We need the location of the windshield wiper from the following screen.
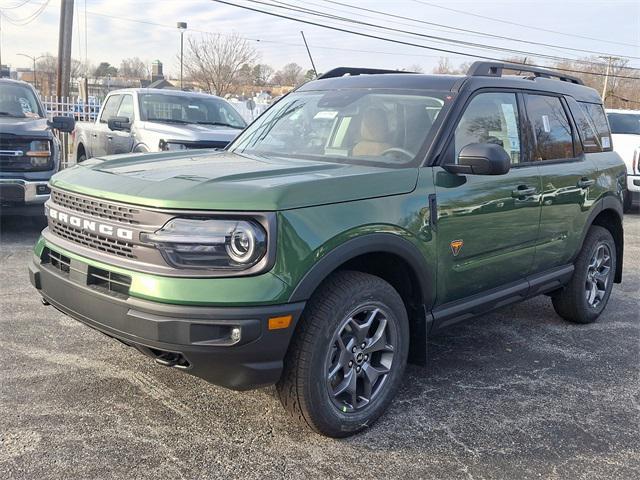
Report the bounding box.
[0,111,24,117]
[146,117,190,124]
[195,121,244,129]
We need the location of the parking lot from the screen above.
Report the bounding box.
[0,213,638,479]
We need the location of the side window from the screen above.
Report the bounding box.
[453,92,521,164]
[99,95,121,123]
[525,94,574,161]
[116,95,134,121]
[579,102,612,151]
[568,99,600,153]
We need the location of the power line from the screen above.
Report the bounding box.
[0,0,32,9]
[1,0,49,26]
[210,0,640,81]
[317,0,637,60]
[249,0,640,69]
[410,0,639,49]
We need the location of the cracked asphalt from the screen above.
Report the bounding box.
[1,213,638,480]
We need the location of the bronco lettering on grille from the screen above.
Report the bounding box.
[48,207,134,241]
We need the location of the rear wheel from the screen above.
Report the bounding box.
[552,226,616,324]
[277,271,409,437]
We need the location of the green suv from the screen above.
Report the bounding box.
[29,62,626,437]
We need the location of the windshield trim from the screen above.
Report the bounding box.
[227,88,453,169]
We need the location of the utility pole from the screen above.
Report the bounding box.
[56,0,74,99]
[599,56,620,106]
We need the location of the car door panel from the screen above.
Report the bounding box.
[107,94,135,155]
[433,90,542,306]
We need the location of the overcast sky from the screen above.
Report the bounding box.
[1,0,639,77]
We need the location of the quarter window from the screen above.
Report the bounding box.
[525,95,574,161]
[99,95,121,123]
[453,92,522,164]
[580,102,613,151]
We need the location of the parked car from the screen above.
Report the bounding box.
[0,78,74,215]
[606,109,640,211]
[73,88,247,161]
[30,63,625,437]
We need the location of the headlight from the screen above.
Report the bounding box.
[141,218,267,270]
[26,140,52,167]
[159,140,188,151]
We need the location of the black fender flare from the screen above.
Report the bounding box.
[573,195,624,282]
[288,233,433,306]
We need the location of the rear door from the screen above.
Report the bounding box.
[106,93,135,155]
[92,94,121,157]
[433,90,542,305]
[524,93,599,273]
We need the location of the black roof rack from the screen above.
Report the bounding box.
[466,61,584,85]
[317,67,417,80]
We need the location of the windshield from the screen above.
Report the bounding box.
[0,83,43,118]
[229,89,449,166]
[608,112,640,135]
[139,93,246,128]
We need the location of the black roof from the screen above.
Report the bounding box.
[299,62,602,103]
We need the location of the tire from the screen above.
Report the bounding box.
[552,226,616,324]
[277,270,409,437]
[77,151,87,163]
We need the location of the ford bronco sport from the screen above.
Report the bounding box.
[29,62,626,437]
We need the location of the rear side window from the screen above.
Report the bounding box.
[568,99,600,153]
[525,94,574,161]
[579,102,612,151]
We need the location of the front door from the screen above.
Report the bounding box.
[106,93,135,155]
[92,94,121,157]
[433,91,542,305]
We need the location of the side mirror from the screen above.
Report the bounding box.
[48,115,75,133]
[443,143,511,175]
[107,116,131,131]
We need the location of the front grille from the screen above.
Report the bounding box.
[51,218,135,259]
[87,266,131,297]
[51,189,141,225]
[0,135,53,171]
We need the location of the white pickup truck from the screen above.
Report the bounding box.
[607,109,640,212]
[73,88,247,162]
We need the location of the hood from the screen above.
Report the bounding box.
[0,116,51,137]
[141,121,242,143]
[50,150,418,211]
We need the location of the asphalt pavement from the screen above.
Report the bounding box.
[1,213,638,479]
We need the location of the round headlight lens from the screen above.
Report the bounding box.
[227,226,256,263]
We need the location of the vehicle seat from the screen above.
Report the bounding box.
[353,107,392,157]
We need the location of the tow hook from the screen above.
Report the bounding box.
[155,352,182,368]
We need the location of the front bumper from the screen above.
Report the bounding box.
[627,175,640,206]
[29,250,305,391]
[0,179,51,213]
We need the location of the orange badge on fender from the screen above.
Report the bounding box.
[450,239,464,256]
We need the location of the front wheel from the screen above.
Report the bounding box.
[277,271,409,437]
[552,226,617,324]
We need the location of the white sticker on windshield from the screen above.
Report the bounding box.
[314,110,338,120]
[601,136,611,148]
[542,115,551,133]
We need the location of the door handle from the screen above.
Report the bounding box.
[511,185,537,197]
[577,178,595,188]
[107,135,113,140]
[90,133,97,138]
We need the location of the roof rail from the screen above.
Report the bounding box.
[466,61,584,85]
[317,67,417,80]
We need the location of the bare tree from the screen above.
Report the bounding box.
[252,63,274,86]
[183,32,258,96]
[120,57,149,79]
[273,62,304,86]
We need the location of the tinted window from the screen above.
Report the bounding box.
[608,112,640,135]
[579,102,612,151]
[0,82,44,118]
[453,92,521,164]
[525,95,574,161]
[570,100,600,153]
[100,95,121,123]
[116,94,134,120]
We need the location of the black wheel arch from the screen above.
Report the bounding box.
[573,195,624,283]
[287,233,434,365]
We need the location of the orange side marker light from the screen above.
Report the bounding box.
[268,315,292,330]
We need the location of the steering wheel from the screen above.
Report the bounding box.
[381,147,415,161]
